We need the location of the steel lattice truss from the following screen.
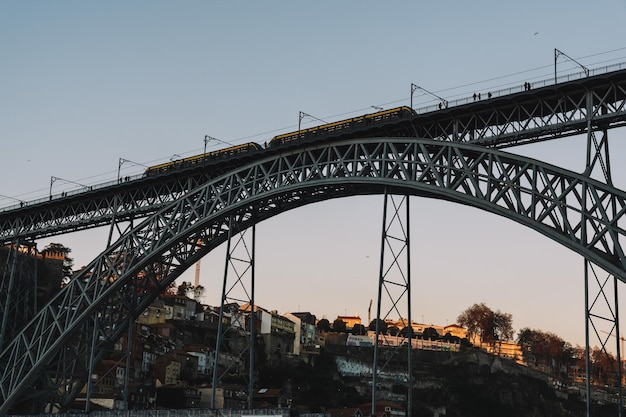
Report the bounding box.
[412,71,626,147]
[2,70,626,244]
[1,137,626,413]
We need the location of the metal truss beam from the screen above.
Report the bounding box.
[413,72,626,148]
[2,70,626,244]
[2,137,626,413]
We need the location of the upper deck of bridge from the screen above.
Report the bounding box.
[2,61,626,218]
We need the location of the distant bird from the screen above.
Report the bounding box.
[371,106,383,111]
[533,32,539,36]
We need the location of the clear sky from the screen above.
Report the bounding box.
[2,1,626,350]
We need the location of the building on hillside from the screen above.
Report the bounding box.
[336,315,361,330]
[80,359,127,410]
[160,294,198,320]
[156,384,201,409]
[240,304,296,365]
[284,312,320,361]
[149,322,179,341]
[0,244,65,342]
[184,344,211,376]
[482,340,524,363]
[267,310,296,363]
[326,406,363,417]
[173,350,199,382]
[127,381,157,410]
[154,354,181,386]
[384,318,462,338]
[358,400,405,417]
[197,385,247,410]
[198,305,223,329]
[252,388,287,409]
[443,323,467,339]
[137,299,166,325]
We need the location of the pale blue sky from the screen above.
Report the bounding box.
[2,1,626,349]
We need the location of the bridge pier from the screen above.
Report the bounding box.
[372,191,413,416]
[211,218,256,409]
[583,98,623,417]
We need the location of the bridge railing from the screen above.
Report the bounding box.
[413,61,626,115]
[0,173,145,213]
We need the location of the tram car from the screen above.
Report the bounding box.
[269,106,416,147]
[144,142,262,176]
[144,106,416,175]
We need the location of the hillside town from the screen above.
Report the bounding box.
[1,244,623,417]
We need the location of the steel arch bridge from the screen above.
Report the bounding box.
[1,136,626,413]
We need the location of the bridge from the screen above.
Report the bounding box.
[1,62,626,415]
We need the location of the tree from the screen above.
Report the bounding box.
[332,318,347,333]
[162,281,178,295]
[591,347,618,385]
[492,310,514,353]
[317,318,330,332]
[352,324,366,335]
[457,302,493,344]
[422,327,440,340]
[400,326,414,338]
[177,281,194,297]
[517,327,577,376]
[457,303,514,352]
[368,318,388,334]
[43,243,74,284]
[192,285,205,301]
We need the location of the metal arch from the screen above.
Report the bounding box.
[2,137,626,412]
